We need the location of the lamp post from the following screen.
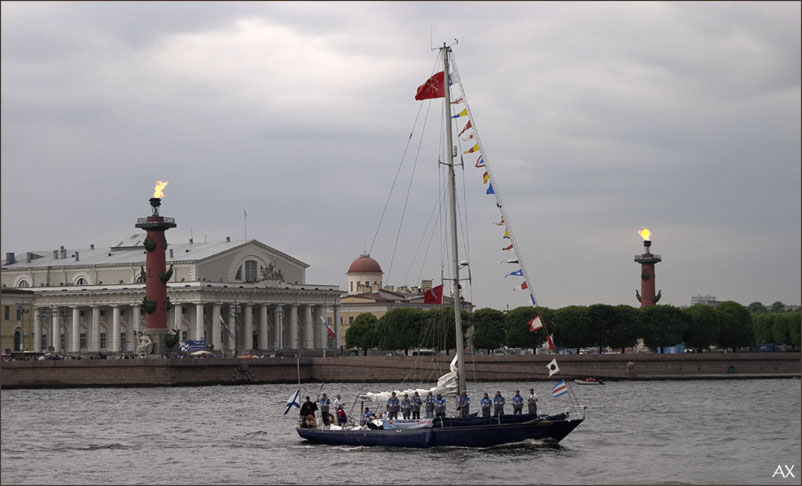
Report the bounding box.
[228,302,241,358]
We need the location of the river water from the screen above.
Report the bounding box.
[1,379,800,485]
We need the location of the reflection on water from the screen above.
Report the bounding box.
[2,379,800,484]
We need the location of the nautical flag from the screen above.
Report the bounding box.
[503,229,510,239]
[551,381,568,397]
[464,144,480,154]
[219,315,235,340]
[546,359,560,376]
[502,244,514,251]
[424,284,444,304]
[451,96,464,105]
[514,281,528,291]
[545,334,555,351]
[452,108,468,118]
[462,132,477,143]
[494,217,505,226]
[320,317,335,339]
[506,269,523,278]
[530,294,538,307]
[284,389,301,415]
[475,156,485,168]
[458,120,473,137]
[503,258,519,264]
[528,315,543,333]
[482,171,489,184]
[415,71,445,100]
[486,184,495,195]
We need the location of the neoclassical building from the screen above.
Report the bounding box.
[1,236,341,356]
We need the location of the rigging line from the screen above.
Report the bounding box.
[369,54,442,256]
[385,99,432,285]
[368,101,425,256]
[403,193,440,284]
[415,199,441,285]
[449,52,541,308]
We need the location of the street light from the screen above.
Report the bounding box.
[229,302,241,357]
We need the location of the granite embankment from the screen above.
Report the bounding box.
[0,352,798,389]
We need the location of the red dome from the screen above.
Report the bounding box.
[348,255,382,274]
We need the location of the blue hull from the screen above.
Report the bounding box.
[295,413,582,448]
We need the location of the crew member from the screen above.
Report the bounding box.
[411,392,423,420]
[434,393,447,418]
[480,392,492,418]
[512,390,524,415]
[458,391,470,418]
[386,391,400,420]
[401,393,412,420]
[493,391,505,418]
[318,393,332,426]
[528,387,539,416]
[424,391,435,419]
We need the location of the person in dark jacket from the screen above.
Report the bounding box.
[299,396,318,427]
[480,392,492,418]
[493,391,505,418]
[411,392,423,419]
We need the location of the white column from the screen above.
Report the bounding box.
[195,303,204,341]
[33,309,42,352]
[212,303,222,353]
[273,305,284,349]
[243,304,253,351]
[71,307,80,353]
[91,307,100,352]
[304,305,313,349]
[174,303,183,335]
[227,306,237,355]
[132,304,141,334]
[112,305,121,352]
[289,304,299,350]
[259,305,269,351]
[51,309,62,353]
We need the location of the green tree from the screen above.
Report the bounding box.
[683,304,720,351]
[747,301,768,314]
[471,308,506,352]
[642,305,690,351]
[504,306,550,350]
[716,301,755,350]
[376,308,425,355]
[345,313,378,355]
[771,313,790,345]
[752,313,775,344]
[552,306,592,352]
[770,301,786,313]
[420,308,470,354]
[610,305,643,353]
[587,304,617,349]
[786,312,801,350]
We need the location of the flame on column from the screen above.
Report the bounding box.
[638,227,651,241]
[153,181,169,198]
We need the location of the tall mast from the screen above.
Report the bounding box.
[442,44,467,397]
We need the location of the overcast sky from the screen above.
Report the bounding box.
[2,1,800,311]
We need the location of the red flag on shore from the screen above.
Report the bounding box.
[415,72,445,100]
[424,284,444,304]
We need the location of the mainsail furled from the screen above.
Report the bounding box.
[357,355,459,407]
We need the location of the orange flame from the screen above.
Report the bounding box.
[638,227,651,241]
[153,181,169,198]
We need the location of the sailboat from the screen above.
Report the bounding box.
[296,44,585,448]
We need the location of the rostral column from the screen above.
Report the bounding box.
[634,227,662,307]
[135,181,177,355]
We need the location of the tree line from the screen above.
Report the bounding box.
[345,302,801,354]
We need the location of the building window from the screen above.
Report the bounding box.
[100,331,107,349]
[136,275,145,284]
[80,331,87,349]
[17,280,30,288]
[61,334,66,350]
[235,267,242,281]
[121,332,127,351]
[75,277,87,286]
[245,260,258,282]
[80,310,85,317]
[4,306,8,320]
[349,316,354,324]
[350,282,353,292]
[182,331,188,341]
[41,333,48,349]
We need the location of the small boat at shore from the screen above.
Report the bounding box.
[574,378,605,385]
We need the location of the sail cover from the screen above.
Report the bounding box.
[357,355,459,407]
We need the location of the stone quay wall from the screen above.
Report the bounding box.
[0,353,798,389]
